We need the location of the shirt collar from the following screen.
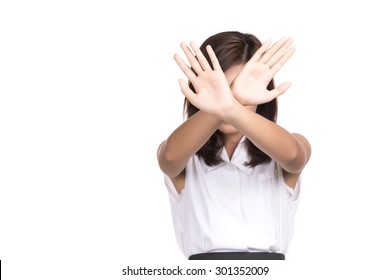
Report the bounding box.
[205,136,253,176]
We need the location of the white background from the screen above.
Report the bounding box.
[1,0,389,279]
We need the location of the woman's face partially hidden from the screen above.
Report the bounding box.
[218,64,257,135]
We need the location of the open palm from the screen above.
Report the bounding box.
[174,42,235,118]
[231,37,296,106]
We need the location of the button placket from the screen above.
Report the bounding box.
[225,163,239,205]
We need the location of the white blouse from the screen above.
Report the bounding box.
[164,136,301,258]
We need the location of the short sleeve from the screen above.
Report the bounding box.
[164,175,182,205]
[277,164,302,204]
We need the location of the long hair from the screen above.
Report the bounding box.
[184,31,278,167]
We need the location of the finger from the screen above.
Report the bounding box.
[250,39,272,62]
[174,53,197,80]
[267,37,294,68]
[180,42,203,74]
[178,78,198,103]
[259,37,289,64]
[270,45,296,76]
[190,41,211,71]
[206,45,222,71]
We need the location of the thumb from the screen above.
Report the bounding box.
[274,81,292,96]
[178,78,197,101]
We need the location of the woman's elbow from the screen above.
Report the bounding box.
[283,135,311,173]
[157,141,185,178]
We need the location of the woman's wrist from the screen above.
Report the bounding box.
[220,98,244,124]
[195,110,224,127]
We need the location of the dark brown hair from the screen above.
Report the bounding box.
[184,31,278,167]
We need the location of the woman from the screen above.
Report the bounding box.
[157,31,311,260]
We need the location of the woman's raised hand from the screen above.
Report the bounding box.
[174,42,235,119]
[231,37,295,106]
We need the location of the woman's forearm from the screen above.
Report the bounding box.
[223,101,308,173]
[158,110,222,178]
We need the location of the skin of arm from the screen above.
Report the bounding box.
[157,111,221,179]
[221,99,311,174]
